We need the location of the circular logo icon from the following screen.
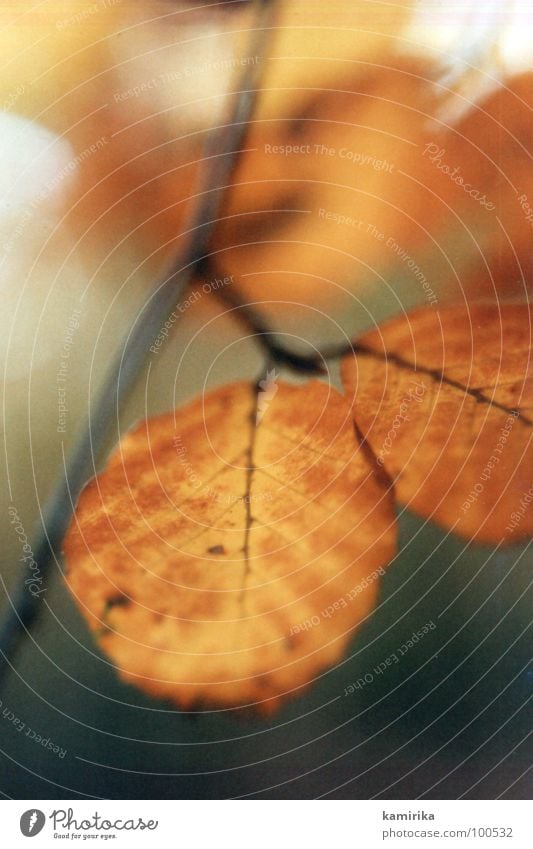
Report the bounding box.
[20,810,46,837]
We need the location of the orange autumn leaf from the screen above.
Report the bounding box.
[211,59,441,314]
[63,381,396,711]
[256,0,412,121]
[341,303,533,544]
[211,66,533,319]
[413,72,533,303]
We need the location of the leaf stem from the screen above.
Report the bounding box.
[207,263,531,425]
[200,257,333,374]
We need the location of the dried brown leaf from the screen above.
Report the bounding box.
[341,303,533,544]
[64,381,396,711]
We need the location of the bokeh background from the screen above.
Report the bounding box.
[0,0,531,799]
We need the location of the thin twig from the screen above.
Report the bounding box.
[0,0,278,683]
[199,257,331,374]
[206,258,531,425]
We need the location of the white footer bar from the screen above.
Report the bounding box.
[2,799,529,848]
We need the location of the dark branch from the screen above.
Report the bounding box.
[0,0,279,688]
[197,256,329,375]
[204,258,531,426]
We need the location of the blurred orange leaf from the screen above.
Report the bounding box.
[211,67,533,318]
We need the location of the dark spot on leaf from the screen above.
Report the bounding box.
[208,545,226,555]
[285,635,297,651]
[103,594,130,615]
